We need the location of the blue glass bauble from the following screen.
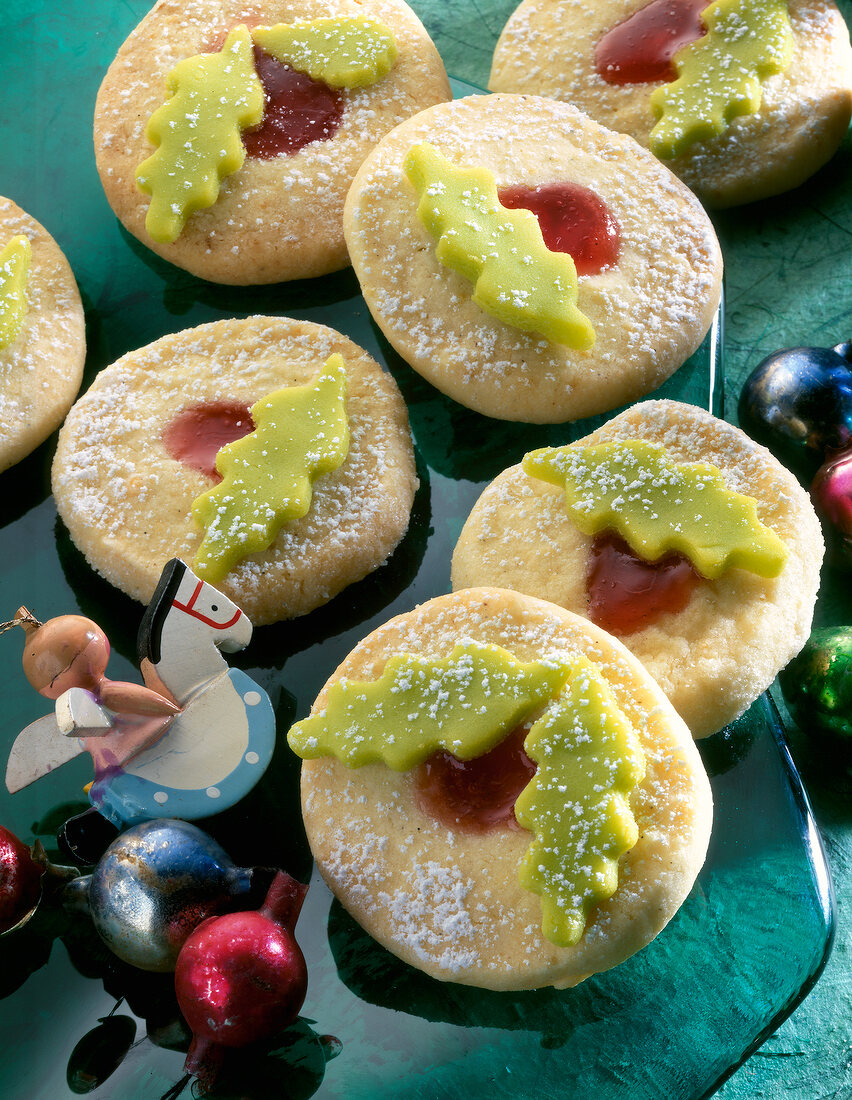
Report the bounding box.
[738,341,852,476]
[62,819,257,972]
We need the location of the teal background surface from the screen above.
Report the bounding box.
[0,1,850,1097]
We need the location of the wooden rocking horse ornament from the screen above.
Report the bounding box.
[5,559,275,827]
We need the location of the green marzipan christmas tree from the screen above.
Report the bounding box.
[253,16,397,87]
[0,235,31,349]
[136,25,264,243]
[404,142,595,350]
[287,640,573,770]
[523,439,788,579]
[515,656,646,947]
[650,0,794,159]
[192,355,349,582]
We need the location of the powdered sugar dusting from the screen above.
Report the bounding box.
[452,400,824,738]
[94,0,450,282]
[345,93,721,421]
[52,317,416,624]
[303,589,713,988]
[490,0,852,204]
[0,198,85,470]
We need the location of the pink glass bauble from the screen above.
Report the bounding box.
[812,450,852,540]
[175,870,308,1085]
[0,826,44,934]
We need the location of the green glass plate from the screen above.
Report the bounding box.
[0,5,833,1098]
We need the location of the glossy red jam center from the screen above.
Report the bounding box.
[414,725,536,833]
[162,401,254,481]
[594,0,709,85]
[498,183,621,275]
[243,47,344,159]
[587,531,702,635]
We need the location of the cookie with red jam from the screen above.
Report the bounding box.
[343,93,722,423]
[51,316,417,625]
[452,399,824,738]
[94,0,450,284]
[289,586,712,989]
[489,0,852,207]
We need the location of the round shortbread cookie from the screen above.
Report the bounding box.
[52,317,417,626]
[94,0,451,284]
[343,93,722,423]
[489,0,852,208]
[452,400,824,738]
[0,198,85,474]
[297,586,712,990]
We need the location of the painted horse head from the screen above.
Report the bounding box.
[138,560,253,703]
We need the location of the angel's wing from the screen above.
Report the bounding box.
[5,714,84,793]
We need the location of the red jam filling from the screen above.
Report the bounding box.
[587,531,702,635]
[414,725,536,833]
[498,183,621,275]
[594,0,709,86]
[243,46,344,159]
[162,401,254,481]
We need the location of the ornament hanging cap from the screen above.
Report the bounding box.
[0,608,42,638]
